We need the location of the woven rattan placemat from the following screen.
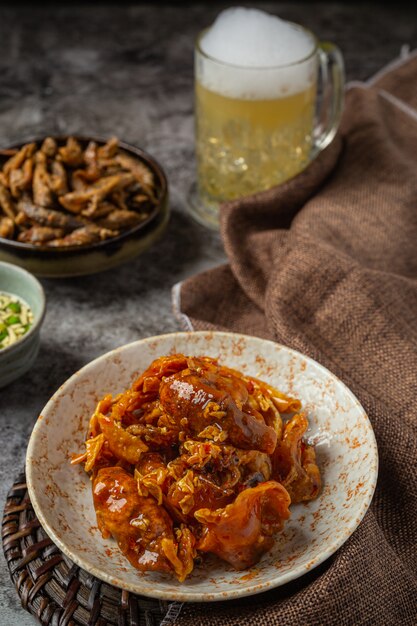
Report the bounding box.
[2,472,183,626]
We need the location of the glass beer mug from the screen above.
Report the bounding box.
[188,10,345,229]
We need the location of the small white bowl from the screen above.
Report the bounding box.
[0,261,45,387]
[26,331,378,602]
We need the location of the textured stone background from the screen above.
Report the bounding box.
[0,3,416,624]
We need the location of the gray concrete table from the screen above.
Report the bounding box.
[0,3,416,624]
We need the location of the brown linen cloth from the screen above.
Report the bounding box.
[174,52,417,626]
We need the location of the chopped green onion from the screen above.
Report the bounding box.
[0,292,34,350]
[5,315,21,326]
[6,301,21,313]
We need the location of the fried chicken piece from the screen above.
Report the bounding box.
[271,412,321,503]
[95,409,148,465]
[18,225,65,244]
[132,354,189,398]
[135,452,171,507]
[136,451,168,476]
[160,527,196,582]
[166,470,234,521]
[195,481,291,569]
[18,197,84,230]
[135,451,234,528]
[126,423,178,449]
[159,370,277,454]
[134,451,199,580]
[187,356,250,408]
[238,449,272,487]
[0,216,14,238]
[93,466,175,575]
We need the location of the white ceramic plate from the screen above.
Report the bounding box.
[26,331,378,602]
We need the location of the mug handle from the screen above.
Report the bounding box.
[312,42,345,154]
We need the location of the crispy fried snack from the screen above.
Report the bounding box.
[72,354,321,581]
[0,137,158,247]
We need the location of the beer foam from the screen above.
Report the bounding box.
[198,7,316,99]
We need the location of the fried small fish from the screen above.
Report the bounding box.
[49,160,68,195]
[33,152,53,208]
[9,157,34,198]
[47,224,118,247]
[81,200,118,219]
[3,143,36,178]
[40,137,58,158]
[83,140,101,178]
[14,211,32,227]
[71,168,100,191]
[97,137,119,159]
[0,215,14,239]
[18,197,85,231]
[59,173,135,214]
[0,136,159,248]
[58,137,84,168]
[110,189,129,211]
[116,153,156,202]
[98,209,147,230]
[0,183,16,218]
[18,225,65,244]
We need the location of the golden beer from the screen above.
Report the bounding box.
[189,8,344,228]
[196,81,316,204]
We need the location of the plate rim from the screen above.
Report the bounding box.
[26,330,379,602]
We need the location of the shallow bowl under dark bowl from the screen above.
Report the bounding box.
[0,136,169,278]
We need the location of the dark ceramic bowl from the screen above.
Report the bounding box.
[0,136,169,277]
